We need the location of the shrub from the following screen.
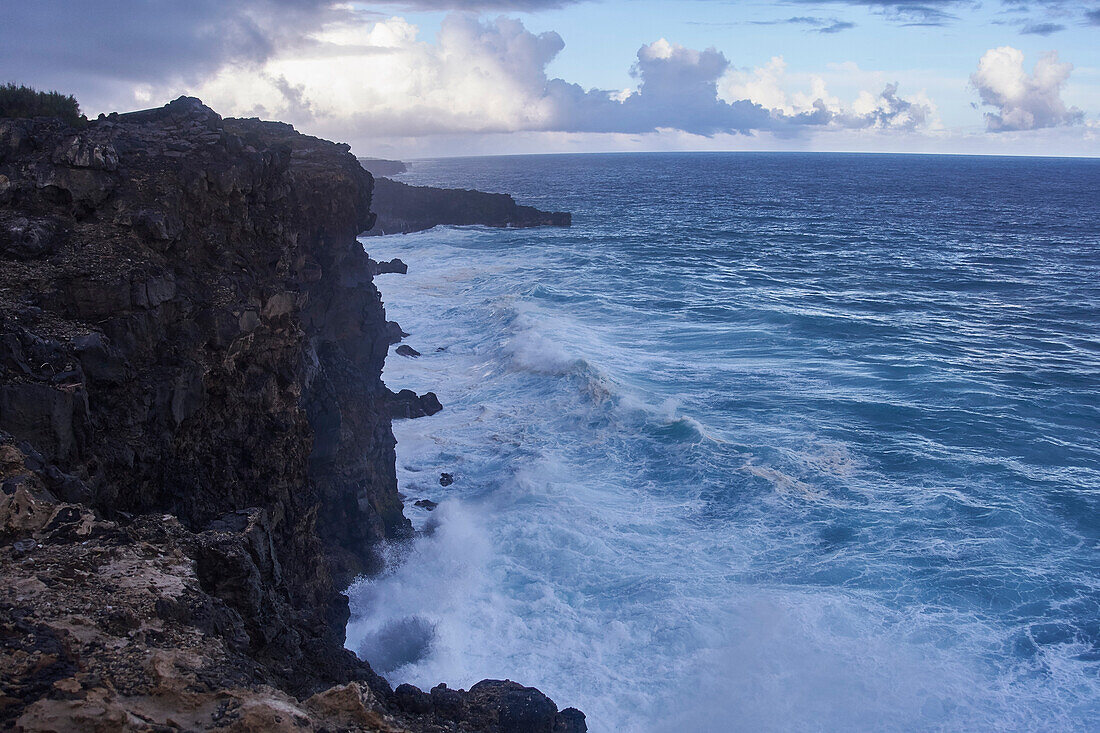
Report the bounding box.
[0,83,86,126]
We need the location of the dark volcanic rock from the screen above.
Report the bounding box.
[386,320,410,344]
[366,176,571,235]
[388,388,443,419]
[0,98,584,732]
[369,256,408,275]
[395,344,421,358]
[414,499,438,511]
[440,473,455,487]
[358,157,408,177]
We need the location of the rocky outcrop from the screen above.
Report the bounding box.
[0,98,584,732]
[370,257,408,275]
[388,389,443,419]
[358,157,408,177]
[365,177,571,235]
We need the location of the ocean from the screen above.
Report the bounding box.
[345,153,1100,731]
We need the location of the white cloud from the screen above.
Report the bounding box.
[722,56,935,131]
[970,47,1083,131]
[188,17,784,138]
[194,15,569,135]
[158,13,949,155]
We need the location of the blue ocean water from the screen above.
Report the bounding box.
[346,153,1100,732]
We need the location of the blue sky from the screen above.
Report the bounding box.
[2,1,1097,156]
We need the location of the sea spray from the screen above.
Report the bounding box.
[347,153,1100,731]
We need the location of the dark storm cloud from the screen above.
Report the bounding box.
[0,1,347,88]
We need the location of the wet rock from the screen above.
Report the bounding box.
[557,707,589,733]
[395,344,421,358]
[385,320,410,344]
[430,683,466,718]
[439,473,454,487]
[413,499,438,511]
[388,389,443,420]
[394,682,433,714]
[369,257,408,275]
[463,680,586,733]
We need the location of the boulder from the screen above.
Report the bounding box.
[388,389,443,420]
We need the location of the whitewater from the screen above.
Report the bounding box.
[346,153,1100,731]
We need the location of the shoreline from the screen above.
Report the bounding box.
[0,97,584,732]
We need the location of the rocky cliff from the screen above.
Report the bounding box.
[0,97,584,732]
[358,158,408,178]
[365,177,571,236]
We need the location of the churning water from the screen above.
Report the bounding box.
[346,153,1100,731]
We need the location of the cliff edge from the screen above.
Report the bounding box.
[0,97,584,732]
[365,177,571,236]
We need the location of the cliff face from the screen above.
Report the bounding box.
[0,98,584,732]
[366,177,571,236]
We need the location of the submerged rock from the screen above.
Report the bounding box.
[440,473,455,487]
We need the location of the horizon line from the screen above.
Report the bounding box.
[383,149,1100,163]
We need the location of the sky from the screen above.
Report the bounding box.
[2,1,1098,158]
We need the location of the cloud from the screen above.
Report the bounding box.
[371,0,569,7]
[788,0,1097,27]
[751,17,858,33]
[184,15,936,144]
[194,20,785,137]
[611,39,775,135]
[1019,21,1065,34]
[970,46,1084,131]
[790,0,961,26]
[0,1,349,87]
[722,56,935,131]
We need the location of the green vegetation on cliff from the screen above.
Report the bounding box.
[0,83,86,126]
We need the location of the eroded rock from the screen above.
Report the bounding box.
[0,97,584,732]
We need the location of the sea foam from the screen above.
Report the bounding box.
[348,153,1100,731]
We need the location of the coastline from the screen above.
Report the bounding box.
[0,97,583,731]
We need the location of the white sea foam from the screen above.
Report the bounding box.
[348,225,1100,732]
